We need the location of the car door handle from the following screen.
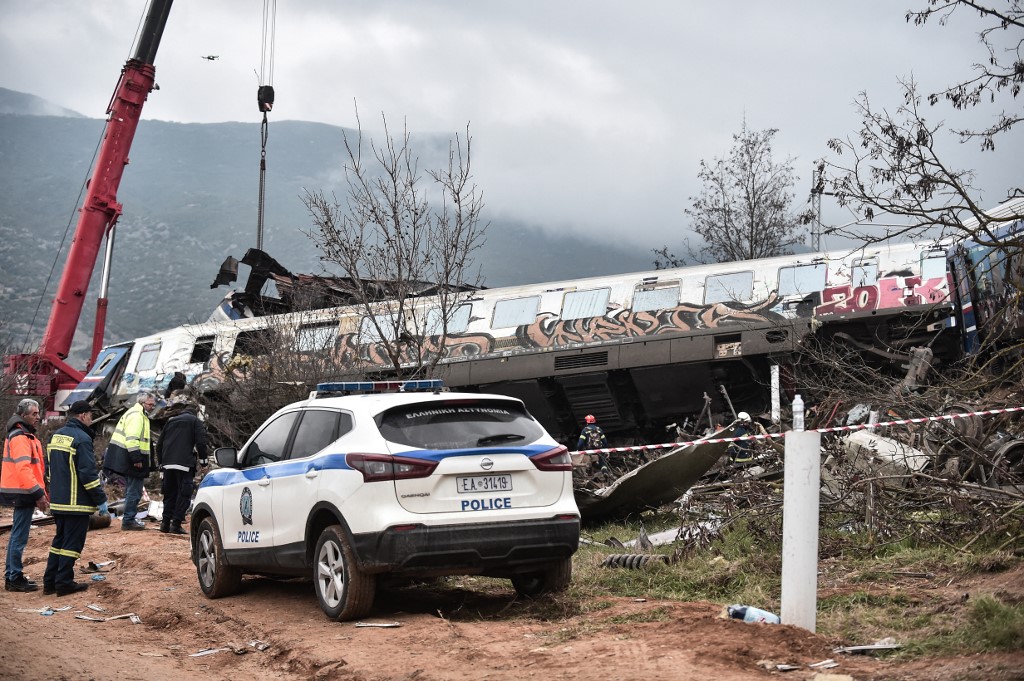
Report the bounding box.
[305,469,319,479]
[257,476,271,487]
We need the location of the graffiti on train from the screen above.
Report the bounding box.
[814,275,949,317]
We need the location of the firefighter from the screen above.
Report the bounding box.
[2,398,49,592]
[728,412,767,464]
[103,391,157,530]
[43,401,107,596]
[577,414,607,450]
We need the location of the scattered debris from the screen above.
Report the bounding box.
[834,637,902,654]
[355,621,402,628]
[775,663,801,671]
[190,647,231,657]
[574,428,734,521]
[727,604,780,624]
[600,554,671,569]
[249,639,271,651]
[90,574,106,581]
[808,659,840,669]
[75,612,143,624]
[80,560,115,574]
[87,604,106,612]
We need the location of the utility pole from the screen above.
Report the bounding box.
[808,163,833,253]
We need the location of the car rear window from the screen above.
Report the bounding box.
[377,399,545,450]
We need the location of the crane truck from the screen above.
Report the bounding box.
[3,0,174,413]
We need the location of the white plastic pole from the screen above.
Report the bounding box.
[781,428,822,632]
[770,365,781,425]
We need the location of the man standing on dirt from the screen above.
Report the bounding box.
[156,392,208,535]
[103,391,157,531]
[44,400,107,596]
[2,398,49,592]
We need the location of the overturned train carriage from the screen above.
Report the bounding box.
[70,238,960,445]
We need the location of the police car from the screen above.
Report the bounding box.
[190,380,580,621]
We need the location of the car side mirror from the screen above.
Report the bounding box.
[214,446,239,469]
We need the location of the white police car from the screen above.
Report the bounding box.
[190,380,580,620]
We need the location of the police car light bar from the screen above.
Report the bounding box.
[314,379,446,397]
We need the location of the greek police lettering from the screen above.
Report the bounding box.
[461,497,512,511]
[405,408,456,420]
[237,530,260,543]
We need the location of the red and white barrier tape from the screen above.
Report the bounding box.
[570,405,1024,457]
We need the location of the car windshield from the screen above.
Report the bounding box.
[377,399,545,450]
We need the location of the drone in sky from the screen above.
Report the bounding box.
[200,55,219,61]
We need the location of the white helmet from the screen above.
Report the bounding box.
[737,411,751,421]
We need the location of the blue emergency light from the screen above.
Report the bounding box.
[314,379,445,396]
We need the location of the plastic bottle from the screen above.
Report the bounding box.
[728,604,780,624]
[792,394,804,431]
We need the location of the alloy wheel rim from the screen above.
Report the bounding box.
[317,540,345,608]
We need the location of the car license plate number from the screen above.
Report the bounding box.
[456,474,513,494]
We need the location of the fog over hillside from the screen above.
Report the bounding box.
[0,88,659,365]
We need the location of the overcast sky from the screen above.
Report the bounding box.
[1,0,1018,251]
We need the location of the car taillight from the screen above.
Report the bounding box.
[530,445,573,471]
[346,453,438,482]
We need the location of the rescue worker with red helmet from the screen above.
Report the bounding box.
[576,414,607,449]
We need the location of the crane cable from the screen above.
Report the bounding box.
[256,0,277,251]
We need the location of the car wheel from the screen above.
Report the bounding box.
[195,517,242,598]
[313,524,376,621]
[511,557,572,598]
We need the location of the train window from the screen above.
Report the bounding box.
[234,329,271,356]
[296,324,337,352]
[358,314,399,343]
[189,336,215,364]
[921,252,947,280]
[562,288,610,321]
[852,259,878,287]
[135,342,162,372]
[704,272,753,304]
[778,263,827,297]
[492,296,540,328]
[424,304,472,335]
[633,285,680,312]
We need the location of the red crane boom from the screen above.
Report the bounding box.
[4,0,173,410]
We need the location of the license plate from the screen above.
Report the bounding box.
[456,474,513,494]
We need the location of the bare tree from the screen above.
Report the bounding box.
[656,122,806,267]
[303,111,486,379]
[818,1,1021,235]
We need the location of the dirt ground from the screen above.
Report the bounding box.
[2,510,1022,681]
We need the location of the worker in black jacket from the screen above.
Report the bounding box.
[44,401,107,596]
[156,394,208,535]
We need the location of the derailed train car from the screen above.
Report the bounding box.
[68,233,968,445]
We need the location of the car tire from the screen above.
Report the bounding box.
[313,524,376,621]
[511,557,572,598]
[195,516,242,598]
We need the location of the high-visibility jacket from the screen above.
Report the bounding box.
[47,417,107,515]
[102,403,153,479]
[1,415,47,507]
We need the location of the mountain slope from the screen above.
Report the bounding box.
[0,93,659,365]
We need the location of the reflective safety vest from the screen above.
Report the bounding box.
[103,403,153,477]
[1,420,46,506]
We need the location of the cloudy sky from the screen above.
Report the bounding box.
[1,0,1018,251]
